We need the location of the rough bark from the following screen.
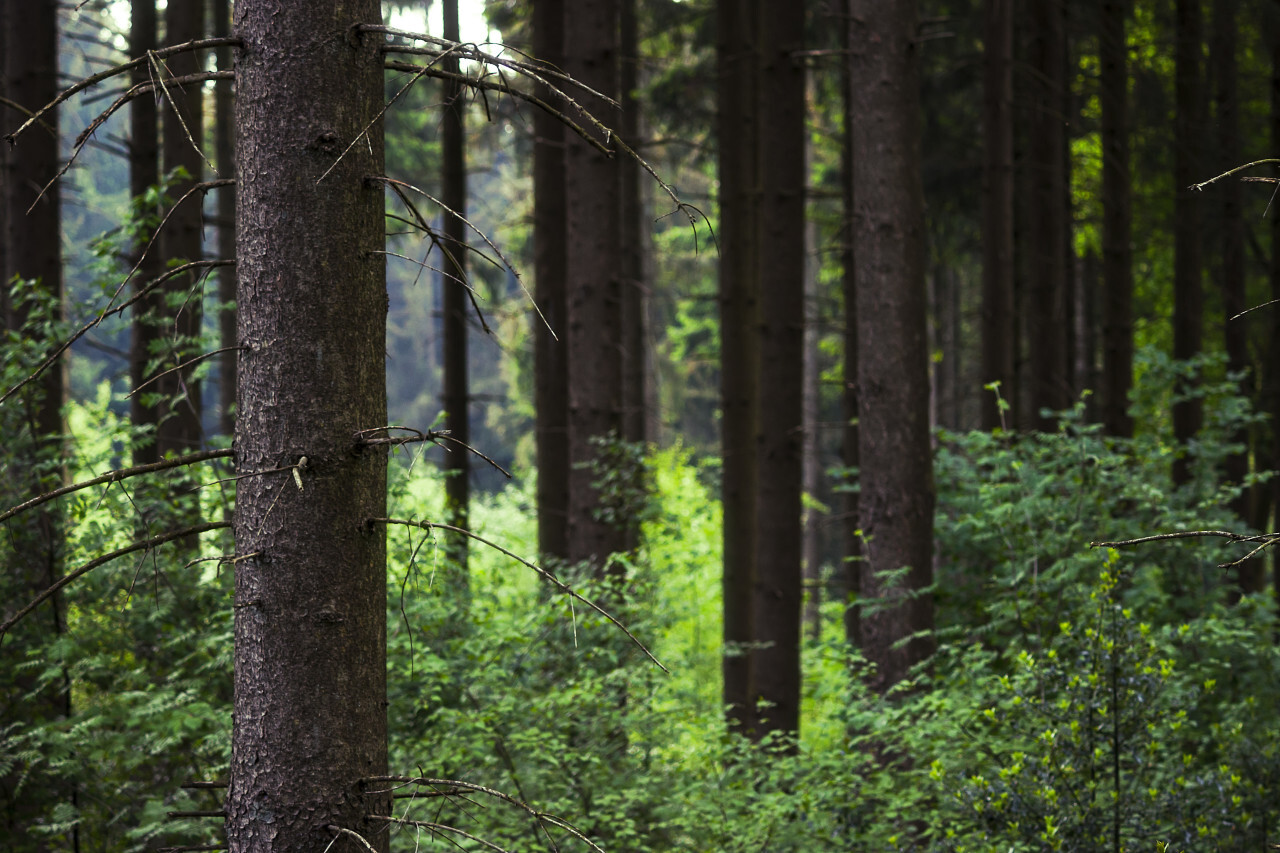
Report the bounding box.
[1172,0,1204,488]
[850,0,935,692]
[751,0,805,739]
[226,2,391,850]
[1100,0,1133,437]
[1025,0,1071,429]
[981,0,1016,431]
[441,0,470,582]
[534,0,570,564]
[717,0,760,734]
[564,0,625,570]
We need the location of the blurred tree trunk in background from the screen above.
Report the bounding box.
[1024,0,1071,429]
[214,0,235,438]
[441,0,471,587]
[1173,0,1205,489]
[564,0,626,570]
[1,1,70,847]
[981,0,1015,431]
[840,0,861,653]
[620,0,647,455]
[534,0,570,565]
[1100,0,1133,437]
[850,0,935,692]
[751,0,805,739]
[717,0,761,734]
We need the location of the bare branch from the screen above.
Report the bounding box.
[4,38,241,145]
[0,521,231,642]
[365,816,513,853]
[1190,159,1280,192]
[127,346,245,400]
[0,449,232,526]
[355,426,512,478]
[370,518,666,672]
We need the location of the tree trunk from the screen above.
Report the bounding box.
[441,0,470,584]
[751,0,805,739]
[1,1,69,847]
[1100,0,1133,437]
[564,0,626,570]
[850,0,935,692]
[981,0,1016,431]
[533,0,570,565]
[157,0,206,458]
[1025,0,1071,429]
[840,0,861,653]
[226,2,391,850]
[1172,0,1204,489]
[214,0,236,438]
[620,0,647,452]
[717,0,760,734]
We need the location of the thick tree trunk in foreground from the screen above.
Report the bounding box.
[717,0,760,734]
[751,0,805,739]
[981,0,1015,431]
[227,3,390,850]
[533,0,570,565]
[564,0,626,570]
[850,0,935,692]
[441,0,471,582]
[1100,0,1133,437]
[1173,0,1204,489]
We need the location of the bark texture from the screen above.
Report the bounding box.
[716,0,761,733]
[227,3,390,850]
[850,0,935,692]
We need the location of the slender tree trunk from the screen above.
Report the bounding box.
[1,2,69,847]
[533,0,570,565]
[564,0,625,571]
[850,0,935,692]
[1173,0,1204,489]
[158,0,206,458]
[751,0,805,739]
[1025,0,1071,429]
[620,0,647,452]
[717,0,760,733]
[840,0,861,652]
[227,3,391,850]
[802,213,822,642]
[441,0,470,584]
[214,0,236,438]
[130,0,164,466]
[981,0,1016,431]
[1271,3,1280,597]
[1100,0,1133,437]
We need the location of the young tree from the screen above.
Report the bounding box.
[225,1,392,848]
[850,0,934,691]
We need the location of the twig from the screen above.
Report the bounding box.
[370,518,666,672]
[1190,159,1280,192]
[166,810,226,819]
[365,816,512,852]
[0,521,231,641]
[127,346,244,399]
[355,426,511,478]
[0,449,232,526]
[1092,530,1280,569]
[324,826,378,853]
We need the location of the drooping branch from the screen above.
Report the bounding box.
[363,817,512,852]
[0,258,234,406]
[369,518,666,672]
[362,776,606,853]
[0,449,233,526]
[1190,159,1280,191]
[0,521,232,641]
[127,346,246,400]
[354,426,511,477]
[1091,529,1280,568]
[3,38,241,144]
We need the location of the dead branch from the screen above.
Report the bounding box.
[370,518,666,672]
[1190,159,1280,192]
[355,426,512,478]
[1091,529,1280,569]
[127,346,245,400]
[0,449,232,526]
[0,521,231,642]
[4,38,241,145]
[365,816,513,852]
